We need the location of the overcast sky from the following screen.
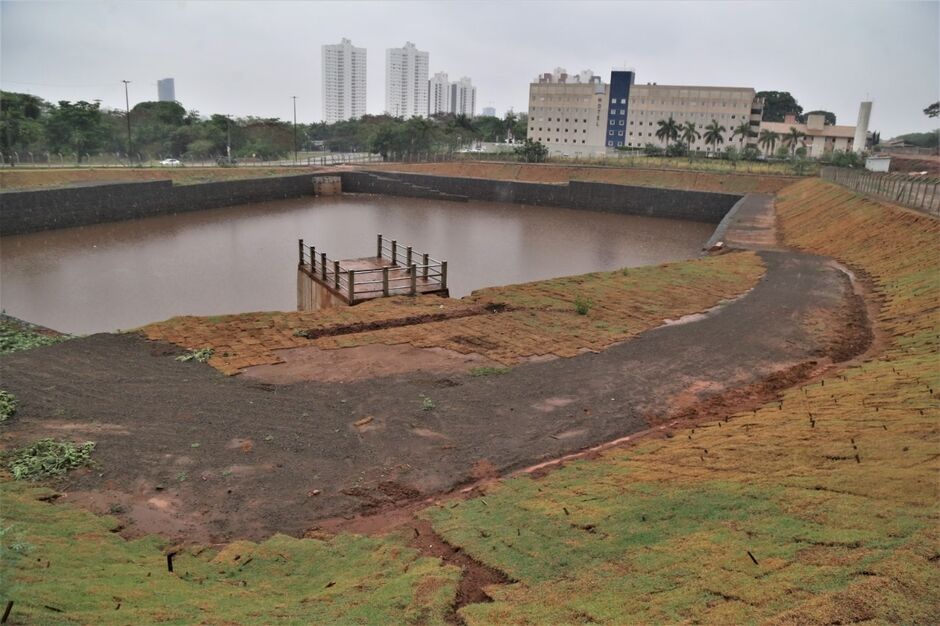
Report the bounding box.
[2,0,937,137]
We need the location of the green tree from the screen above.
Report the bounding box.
[799,110,836,125]
[1,91,49,163]
[732,121,753,151]
[703,119,726,152]
[514,139,548,163]
[680,121,701,154]
[758,129,779,156]
[655,117,680,148]
[924,102,939,118]
[783,126,806,156]
[44,100,107,162]
[756,91,803,122]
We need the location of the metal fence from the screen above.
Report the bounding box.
[820,166,940,217]
[0,151,383,169]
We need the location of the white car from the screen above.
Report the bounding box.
[159,158,181,166]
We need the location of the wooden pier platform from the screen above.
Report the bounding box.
[298,235,448,308]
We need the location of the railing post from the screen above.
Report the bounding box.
[391,240,398,266]
[406,246,412,271]
[333,261,340,289]
[320,252,327,280]
[298,239,304,265]
[410,265,417,295]
[377,234,383,258]
[422,253,429,279]
[441,261,448,290]
[311,246,316,273]
[383,267,389,296]
[347,270,355,303]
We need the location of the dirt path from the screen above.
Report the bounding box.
[0,238,862,543]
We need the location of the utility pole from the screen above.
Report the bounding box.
[292,96,298,165]
[122,80,132,164]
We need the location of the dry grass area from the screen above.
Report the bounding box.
[141,253,765,373]
[0,166,318,190]
[141,296,481,375]
[370,161,798,194]
[424,179,940,624]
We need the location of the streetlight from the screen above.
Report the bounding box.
[292,96,298,166]
[122,80,132,164]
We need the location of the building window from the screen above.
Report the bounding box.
[618,131,623,136]
[610,120,615,125]
[608,141,614,146]
[608,130,614,136]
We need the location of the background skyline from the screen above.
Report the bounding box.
[2,0,937,138]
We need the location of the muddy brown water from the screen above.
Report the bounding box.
[0,194,714,334]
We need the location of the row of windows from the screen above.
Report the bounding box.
[531,138,588,144]
[535,128,589,133]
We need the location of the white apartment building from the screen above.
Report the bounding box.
[321,38,367,123]
[429,72,451,116]
[157,78,175,102]
[385,42,429,118]
[450,76,477,117]
[527,67,763,156]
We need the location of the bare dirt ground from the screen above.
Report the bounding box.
[0,246,865,544]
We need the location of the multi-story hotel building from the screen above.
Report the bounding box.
[321,38,367,123]
[526,68,610,155]
[429,72,451,116]
[385,42,429,119]
[528,67,763,156]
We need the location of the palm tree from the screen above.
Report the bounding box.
[703,119,726,153]
[758,129,779,156]
[783,127,806,156]
[732,121,753,151]
[680,121,700,155]
[655,117,680,149]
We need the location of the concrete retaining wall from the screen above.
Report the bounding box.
[340,171,739,222]
[1,174,339,235]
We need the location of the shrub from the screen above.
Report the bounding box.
[8,439,96,480]
[643,143,664,156]
[0,391,16,422]
[574,296,592,316]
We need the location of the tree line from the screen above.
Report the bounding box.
[0,90,528,164]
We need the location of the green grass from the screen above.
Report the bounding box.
[0,318,68,354]
[175,347,214,363]
[0,390,16,421]
[7,439,96,480]
[0,480,460,625]
[470,366,510,377]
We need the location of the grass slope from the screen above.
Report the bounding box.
[371,161,799,194]
[422,179,939,624]
[1,480,459,625]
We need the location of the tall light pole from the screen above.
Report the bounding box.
[122,80,132,163]
[292,96,298,166]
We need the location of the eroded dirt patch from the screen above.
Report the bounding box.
[242,343,499,384]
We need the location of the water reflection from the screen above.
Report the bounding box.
[1,195,713,334]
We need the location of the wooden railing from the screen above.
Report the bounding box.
[298,235,447,304]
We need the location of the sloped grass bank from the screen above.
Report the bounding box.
[0,480,460,625]
[422,179,940,624]
[370,161,798,194]
[143,252,765,372]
